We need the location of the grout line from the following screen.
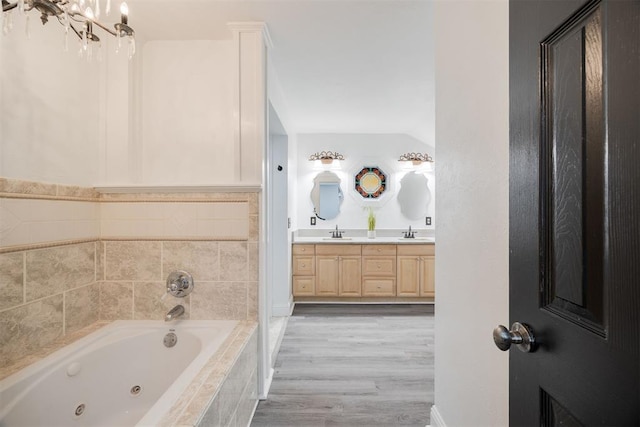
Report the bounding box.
[22,252,27,304]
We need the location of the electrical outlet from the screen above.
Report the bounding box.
[310,217,316,226]
[288,218,291,229]
[426,217,432,226]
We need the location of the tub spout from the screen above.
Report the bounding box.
[165,304,185,322]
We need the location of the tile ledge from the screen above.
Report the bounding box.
[95,184,262,194]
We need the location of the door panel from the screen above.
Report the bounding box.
[420,256,435,297]
[339,256,361,296]
[316,256,338,295]
[509,0,640,425]
[541,1,605,334]
[397,256,420,296]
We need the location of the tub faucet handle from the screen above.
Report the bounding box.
[167,270,194,298]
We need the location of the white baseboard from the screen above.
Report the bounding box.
[259,367,274,400]
[272,298,293,317]
[430,405,447,427]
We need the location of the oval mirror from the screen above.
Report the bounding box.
[310,171,343,220]
[397,171,431,220]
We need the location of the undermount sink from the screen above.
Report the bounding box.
[322,237,353,240]
[398,237,434,241]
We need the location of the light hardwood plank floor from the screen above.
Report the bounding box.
[251,304,434,427]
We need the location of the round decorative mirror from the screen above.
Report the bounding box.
[397,171,431,220]
[310,171,343,220]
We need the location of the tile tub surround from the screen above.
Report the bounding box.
[1,178,260,378]
[100,240,258,321]
[0,243,100,367]
[1,239,259,371]
[1,177,258,250]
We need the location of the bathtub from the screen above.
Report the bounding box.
[0,320,239,427]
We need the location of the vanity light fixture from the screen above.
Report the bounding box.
[308,151,345,165]
[2,0,136,59]
[398,152,435,166]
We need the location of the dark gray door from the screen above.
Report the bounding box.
[508,0,640,424]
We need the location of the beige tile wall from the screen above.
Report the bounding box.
[0,243,99,367]
[1,180,260,371]
[99,240,258,322]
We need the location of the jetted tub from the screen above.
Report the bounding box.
[0,320,238,427]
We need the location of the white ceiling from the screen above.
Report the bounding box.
[129,0,434,144]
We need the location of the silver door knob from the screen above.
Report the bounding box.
[493,322,536,353]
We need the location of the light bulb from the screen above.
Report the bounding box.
[85,6,94,19]
[119,2,128,24]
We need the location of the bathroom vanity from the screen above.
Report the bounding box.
[292,241,435,302]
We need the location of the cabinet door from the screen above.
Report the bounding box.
[339,256,362,296]
[420,255,435,297]
[293,276,315,296]
[397,256,420,296]
[316,256,339,295]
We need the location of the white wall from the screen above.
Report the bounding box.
[296,133,435,231]
[101,39,236,185]
[432,1,509,426]
[141,40,235,184]
[0,16,102,186]
[100,24,271,187]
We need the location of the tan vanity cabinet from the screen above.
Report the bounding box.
[292,245,315,296]
[397,245,435,297]
[315,245,362,296]
[292,242,434,300]
[361,245,397,296]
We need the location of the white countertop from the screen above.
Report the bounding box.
[292,229,435,244]
[293,236,435,244]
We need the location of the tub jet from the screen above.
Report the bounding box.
[74,404,85,417]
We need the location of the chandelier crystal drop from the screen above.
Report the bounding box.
[1,0,135,59]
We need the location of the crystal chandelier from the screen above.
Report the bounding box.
[2,0,136,58]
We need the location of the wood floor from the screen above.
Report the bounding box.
[251,304,435,427]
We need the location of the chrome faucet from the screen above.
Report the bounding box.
[330,225,345,239]
[403,225,416,239]
[165,304,185,322]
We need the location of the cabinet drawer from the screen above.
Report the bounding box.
[293,244,315,255]
[292,256,315,275]
[293,276,315,296]
[362,245,396,256]
[316,244,361,256]
[362,256,396,276]
[362,278,396,296]
[397,244,435,256]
